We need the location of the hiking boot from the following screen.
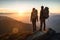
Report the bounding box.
[39,29,42,31]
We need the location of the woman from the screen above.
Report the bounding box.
[30,8,38,32]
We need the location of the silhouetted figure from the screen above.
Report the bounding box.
[30,8,38,32]
[39,6,49,31]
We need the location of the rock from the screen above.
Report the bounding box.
[26,28,56,40]
[26,31,46,40]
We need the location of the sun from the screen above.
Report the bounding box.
[16,6,30,16]
[15,4,32,16]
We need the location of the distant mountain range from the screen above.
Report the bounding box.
[0,13,60,40]
[0,16,32,35]
[46,14,60,33]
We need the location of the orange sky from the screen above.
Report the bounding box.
[0,0,60,15]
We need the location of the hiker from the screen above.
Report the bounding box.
[39,6,49,31]
[30,8,38,32]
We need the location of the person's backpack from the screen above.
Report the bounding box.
[44,7,49,19]
[32,12,37,19]
[31,10,37,20]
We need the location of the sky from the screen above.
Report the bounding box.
[0,0,60,14]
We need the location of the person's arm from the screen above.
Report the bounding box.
[40,10,42,20]
[30,12,32,22]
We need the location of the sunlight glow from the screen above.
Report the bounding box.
[16,5,31,16]
[12,27,19,34]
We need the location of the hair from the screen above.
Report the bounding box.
[41,6,44,9]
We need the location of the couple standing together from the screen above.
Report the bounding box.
[30,6,49,32]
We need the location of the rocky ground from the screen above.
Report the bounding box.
[0,28,60,40]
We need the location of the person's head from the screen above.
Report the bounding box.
[41,6,44,9]
[32,8,35,11]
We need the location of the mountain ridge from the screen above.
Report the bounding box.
[0,16,32,35]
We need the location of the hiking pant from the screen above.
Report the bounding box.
[32,19,36,32]
[40,19,46,30]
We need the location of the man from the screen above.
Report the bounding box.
[40,6,45,31]
[30,8,38,32]
[40,6,49,31]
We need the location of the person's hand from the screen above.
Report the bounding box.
[37,19,38,22]
[30,19,32,22]
[36,17,38,22]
